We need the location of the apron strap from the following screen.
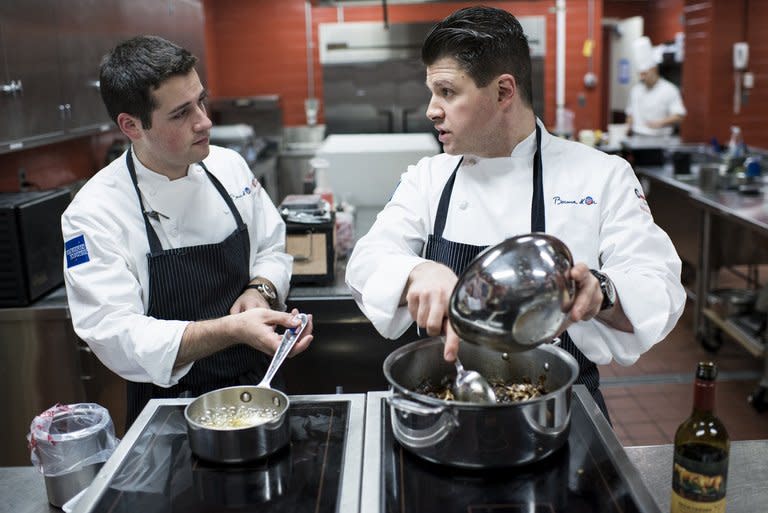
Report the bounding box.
[432,157,463,240]
[531,124,545,233]
[126,149,164,254]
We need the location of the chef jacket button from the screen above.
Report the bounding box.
[171,229,178,237]
[149,189,157,196]
[459,200,468,210]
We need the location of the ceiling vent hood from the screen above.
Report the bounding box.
[319,22,434,64]
[319,18,545,65]
[316,0,465,4]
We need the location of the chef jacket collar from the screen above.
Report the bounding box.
[131,148,206,217]
[131,149,204,186]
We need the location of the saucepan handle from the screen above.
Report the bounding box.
[258,313,309,388]
[387,394,458,449]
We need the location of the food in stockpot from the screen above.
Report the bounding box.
[414,375,547,404]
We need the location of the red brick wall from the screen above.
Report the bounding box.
[646,0,684,45]
[204,0,604,133]
[604,0,684,45]
[681,0,768,148]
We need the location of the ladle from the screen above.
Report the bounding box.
[453,357,497,404]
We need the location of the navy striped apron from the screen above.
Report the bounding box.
[124,150,279,428]
[424,125,611,421]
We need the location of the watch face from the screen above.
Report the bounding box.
[258,284,276,299]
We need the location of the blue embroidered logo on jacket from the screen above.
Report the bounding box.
[552,195,596,205]
[65,235,90,268]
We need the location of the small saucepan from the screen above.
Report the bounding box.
[184,314,309,463]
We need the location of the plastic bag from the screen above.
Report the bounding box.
[335,206,355,259]
[28,403,119,477]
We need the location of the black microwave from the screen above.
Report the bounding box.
[0,189,71,306]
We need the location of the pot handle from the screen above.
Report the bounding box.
[386,395,458,449]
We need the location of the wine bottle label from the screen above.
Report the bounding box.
[671,452,728,513]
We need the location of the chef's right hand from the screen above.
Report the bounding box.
[404,261,459,362]
[231,308,313,357]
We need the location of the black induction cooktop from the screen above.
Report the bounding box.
[74,395,364,513]
[363,387,661,513]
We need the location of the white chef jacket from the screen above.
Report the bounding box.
[346,123,686,366]
[62,145,291,386]
[625,77,687,136]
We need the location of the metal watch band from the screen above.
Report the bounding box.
[589,269,615,311]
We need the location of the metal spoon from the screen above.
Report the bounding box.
[257,313,309,389]
[453,357,497,404]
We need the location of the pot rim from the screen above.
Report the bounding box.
[383,337,579,409]
[184,385,290,431]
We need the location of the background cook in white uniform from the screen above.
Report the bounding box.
[346,123,687,367]
[62,145,292,386]
[625,36,687,137]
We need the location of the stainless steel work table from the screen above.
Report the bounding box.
[635,165,768,363]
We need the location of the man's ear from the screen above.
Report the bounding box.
[497,74,517,106]
[117,113,143,141]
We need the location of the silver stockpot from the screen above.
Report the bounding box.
[449,233,575,353]
[383,337,579,468]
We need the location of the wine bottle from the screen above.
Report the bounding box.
[670,361,730,513]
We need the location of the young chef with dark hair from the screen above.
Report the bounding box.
[62,35,313,427]
[346,6,686,418]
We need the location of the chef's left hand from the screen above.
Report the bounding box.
[230,288,271,314]
[562,263,634,333]
[563,263,603,328]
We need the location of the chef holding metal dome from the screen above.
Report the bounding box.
[625,36,687,136]
[345,6,686,418]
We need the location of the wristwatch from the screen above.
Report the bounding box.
[246,280,279,310]
[590,269,616,311]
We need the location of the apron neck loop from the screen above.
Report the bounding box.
[126,149,164,254]
[530,124,545,233]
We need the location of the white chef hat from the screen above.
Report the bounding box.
[632,36,659,72]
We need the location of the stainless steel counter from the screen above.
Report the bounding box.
[625,440,768,513]
[4,395,766,513]
[0,467,59,513]
[638,165,768,235]
[636,163,768,409]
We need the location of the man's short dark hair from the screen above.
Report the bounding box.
[99,35,198,129]
[421,6,533,107]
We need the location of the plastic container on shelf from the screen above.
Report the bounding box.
[310,157,334,208]
[727,126,745,158]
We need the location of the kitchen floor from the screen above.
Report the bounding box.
[599,299,768,447]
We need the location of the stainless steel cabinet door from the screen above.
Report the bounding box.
[0,0,207,149]
[0,0,64,144]
[55,0,118,134]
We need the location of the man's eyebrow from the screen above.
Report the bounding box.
[167,90,208,116]
[167,101,191,116]
[427,79,455,89]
